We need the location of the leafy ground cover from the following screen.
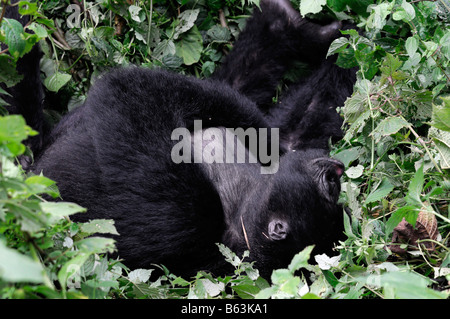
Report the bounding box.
[0,0,449,299]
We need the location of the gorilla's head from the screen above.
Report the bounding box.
[196,129,345,279]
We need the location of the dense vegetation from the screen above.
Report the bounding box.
[0,0,449,299]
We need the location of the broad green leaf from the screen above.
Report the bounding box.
[128,269,153,284]
[43,72,72,92]
[326,37,349,57]
[0,115,32,143]
[175,26,203,65]
[40,201,86,218]
[371,117,409,141]
[174,9,199,40]
[378,271,447,299]
[153,39,176,60]
[0,18,26,58]
[0,241,45,283]
[431,96,450,132]
[385,206,419,235]
[207,25,231,43]
[365,178,394,204]
[58,252,91,291]
[405,37,418,57]
[80,219,120,235]
[299,0,327,16]
[393,0,416,21]
[288,245,314,272]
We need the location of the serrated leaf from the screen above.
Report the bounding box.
[371,116,410,141]
[326,37,349,57]
[299,0,327,16]
[80,219,120,235]
[128,269,153,284]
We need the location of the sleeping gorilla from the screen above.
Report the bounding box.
[4,0,356,279]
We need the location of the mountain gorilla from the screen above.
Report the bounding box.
[3,0,356,279]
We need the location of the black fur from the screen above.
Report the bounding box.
[2,0,357,279]
[1,0,48,156]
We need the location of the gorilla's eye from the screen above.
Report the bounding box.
[268,219,289,241]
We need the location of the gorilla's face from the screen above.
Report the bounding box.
[237,150,345,278]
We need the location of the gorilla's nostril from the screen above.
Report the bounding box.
[268,220,288,240]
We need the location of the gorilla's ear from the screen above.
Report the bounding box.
[310,157,344,203]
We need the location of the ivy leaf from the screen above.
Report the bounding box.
[299,0,327,16]
[175,26,203,65]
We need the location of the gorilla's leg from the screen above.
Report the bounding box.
[212,0,344,110]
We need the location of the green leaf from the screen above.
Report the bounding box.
[405,36,418,57]
[58,252,91,291]
[75,237,116,254]
[40,202,87,219]
[43,72,72,92]
[174,9,199,40]
[153,39,176,60]
[431,96,450,132]
[429,127,450,169]
[406,164,424,207]
[0,241,45,283]
[288,245,314,272]
[365,178,394,204]
[0,18,26,58]
[393,0,416,21]
[175,26,203,66]
[299,0,327,16]
[0,115,32,144]
[377,271,447,299]
[80,219,120,236]
[371,116,410,141]
[385,206,419,235]
[326,37,349,57]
